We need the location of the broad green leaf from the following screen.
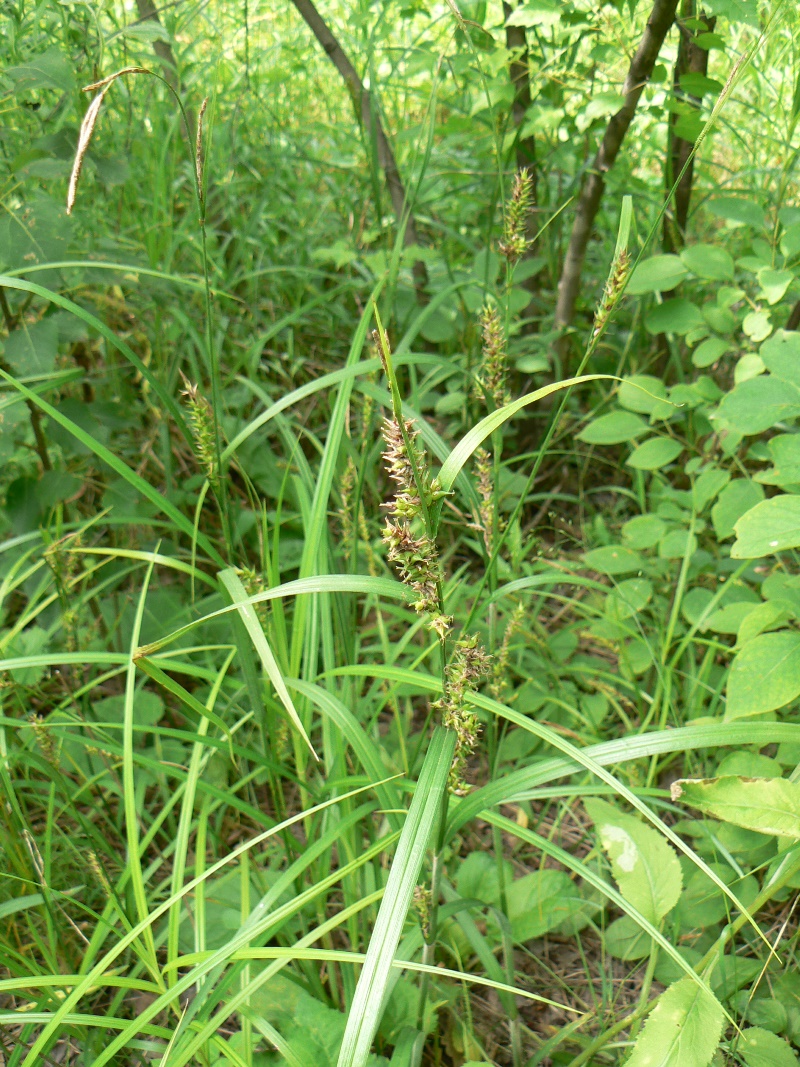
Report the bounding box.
[505,0,560,27]
[337,728,455,1067]
[758,269,793,306]
[627,255,688,295]
[743,310,773,342]
[738,1027,798,1067]
[726,632,800,717]
[3,319,59,376]
[627,437,683,470]
[584,798,682,922]
[710,0,759,26]
[604,914,651,960]
[737,599,795,645]
[707,196,767,228]
[714,376,800,435]
[693,467,730,511]
[732,495,800,556]
[712,479,764,540]
[622,514,667,549]
[760,329,800,385]
[506,870,584,942]
[4,47,75,92]
[577,411,648,444]
[692,336,730,368]
[617,375,670,415]
[754,435,800,486]
[624,978,724,1067]
[681,244,735,281]
[606,578,652,620]
[582,545,643,576]
[659,528,697,559]
[645,298,704,336]
[672,776,800,838]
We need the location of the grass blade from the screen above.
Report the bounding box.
[337,726,455,1067]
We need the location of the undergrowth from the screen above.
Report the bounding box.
[4,2,800,1066]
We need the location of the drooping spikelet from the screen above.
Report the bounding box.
[433,634,490,794]
[498,168,535,264]
[489,602,525,701]
[476,304,510,409]
[67,68,147,215]
[472,446,502,555]
[380,416,451,639]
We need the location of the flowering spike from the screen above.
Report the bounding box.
[498,168,535,263]
[476,304,510,409]
[180,373,218,487]
[380,417,451,637]
[433,634,490,794]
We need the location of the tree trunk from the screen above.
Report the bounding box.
[663,5,716,251]
[290,0,428,294]
[554,0,680,349]
[133,0,195,138]
[503,5,537,182]
[503,2,545,323]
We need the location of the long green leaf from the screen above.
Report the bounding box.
[438,375,618,495]
[0,366,224,567]
[337,727,455,1067]
[217,567,317,758]
[0,274,188,435]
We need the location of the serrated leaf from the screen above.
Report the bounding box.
[738,1027,798,1067]
[624,978,724,1067]
[726,631,800,717]
[585,799,682,922]
[672,775,800,837]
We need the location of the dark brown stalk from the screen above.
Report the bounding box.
[787,299,800,332]
[503,4,537,180]
[554,0,680,353]
[133,0,196,137]
[0,289,51,472]
[663,4,716,251]
[503,2,545,319]
[289,0,429,294]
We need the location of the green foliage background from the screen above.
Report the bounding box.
[4,1,800,1065]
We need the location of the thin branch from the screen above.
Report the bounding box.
[554,0,680,348]
[290,0,429,294]
[663,4,717,251]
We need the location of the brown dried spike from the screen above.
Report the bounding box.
[195,97,209,192]
[67,67,148,215]
[82,66,149,93]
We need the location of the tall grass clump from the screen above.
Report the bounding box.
[4,5,800,1067]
